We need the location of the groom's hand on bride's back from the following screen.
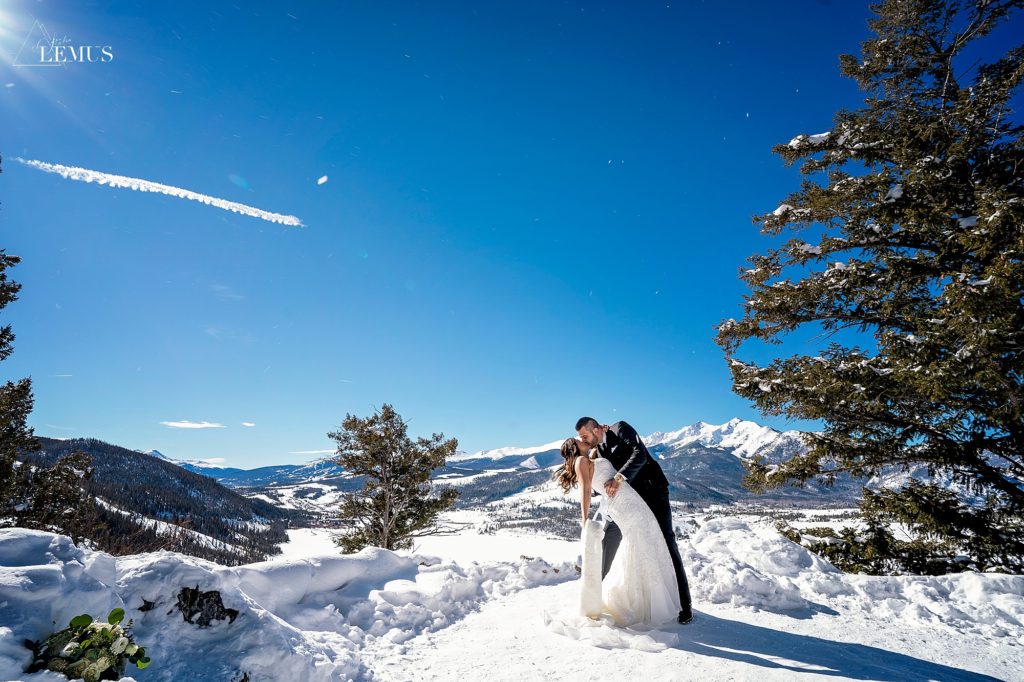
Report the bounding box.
[604,478,620,497]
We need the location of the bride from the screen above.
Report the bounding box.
[557,438,681,627]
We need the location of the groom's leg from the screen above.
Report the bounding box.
[647,490,692,610]
[601,520,622,579]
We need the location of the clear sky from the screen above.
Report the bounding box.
[0,1,1015,468]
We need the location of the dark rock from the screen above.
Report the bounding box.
[173,585,239,627]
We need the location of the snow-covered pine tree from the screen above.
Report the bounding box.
[328,404,459,552]
[715,0,1024,573]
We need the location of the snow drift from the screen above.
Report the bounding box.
[0,529,574,681]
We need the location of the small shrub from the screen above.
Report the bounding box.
[26,607,151,681]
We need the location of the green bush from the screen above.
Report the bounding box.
[26,608,151,681]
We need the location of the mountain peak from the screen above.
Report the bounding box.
[644,418,789,459]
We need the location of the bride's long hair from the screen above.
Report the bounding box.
[556,438,582,493]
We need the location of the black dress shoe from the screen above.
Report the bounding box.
[677,608,693,624]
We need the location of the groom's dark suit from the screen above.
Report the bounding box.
[597,421,692,612]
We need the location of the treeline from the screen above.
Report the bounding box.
[86,501,288,566]
[17,437,311,564]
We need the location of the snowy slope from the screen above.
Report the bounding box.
[0,529,573,681]
[3,517,1021,682]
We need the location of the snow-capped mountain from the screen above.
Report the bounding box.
[449,438,567,462]
[146,449,229,470]
[645,417,806,460]
[149,418,843,515]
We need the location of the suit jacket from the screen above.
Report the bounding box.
[597,421,669,502]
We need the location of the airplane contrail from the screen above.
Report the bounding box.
[15,157,304,227]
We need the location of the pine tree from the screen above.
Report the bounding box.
[715,0,1024,573]
[0,158,43,521]
[328,404,459,552]
[12,451,95,543]
[0,156,94,539]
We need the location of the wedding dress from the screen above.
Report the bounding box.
[579,456,680,627]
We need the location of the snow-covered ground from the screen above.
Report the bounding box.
[282,510,582,566]
[2,515,1022,681]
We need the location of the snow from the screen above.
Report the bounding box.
[0,528,573,681]
[1,513,1023,681]
[433,468,518,487]
[787,132,830,148]
[449,439,566,462]
[93,498,241,553]
[885,184,904,201]
[645,418,802,460]
[374,517,1024,681]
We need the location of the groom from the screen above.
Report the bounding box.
[576,417,693,624]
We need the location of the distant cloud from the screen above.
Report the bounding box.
[241,422,256,427]
[160,420,225,429]
[288,449,335,455]
[52,374,73,378]
[15,157,304,227]
[198,457,226,465]
[43,423,77,431]
[210,283,244,301]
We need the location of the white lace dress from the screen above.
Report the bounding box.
[579,456,681,627]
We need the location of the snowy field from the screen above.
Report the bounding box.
[2,514,1023,681]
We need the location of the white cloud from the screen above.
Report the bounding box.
[160,420,225,429]
[198,457,226,465]
[241,422,256,427]
[52,374,73,378]
[16,157,304,226]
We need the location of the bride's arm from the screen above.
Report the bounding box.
[574,456,594,524]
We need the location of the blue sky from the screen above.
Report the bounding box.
[0,1,1014,468]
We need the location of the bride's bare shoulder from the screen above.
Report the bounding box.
[574,454,594,475]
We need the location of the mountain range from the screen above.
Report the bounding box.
[152,418,866,514]
[26,418,910,563]
[29,437,312,564]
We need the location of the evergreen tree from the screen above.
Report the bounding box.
[715,0,1024,573]
[0,156,43,520]
[11,451,95,543]
[328,404,459,552]
[0,156,94,540]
